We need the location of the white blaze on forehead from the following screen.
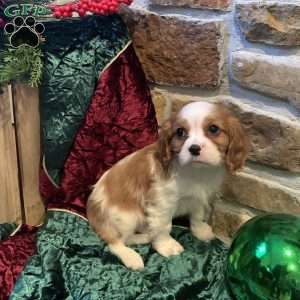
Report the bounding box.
[175,101,222,167]
[178,101,215,127]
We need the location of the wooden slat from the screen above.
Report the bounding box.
[0,85,22,224]
[14,84,45,225]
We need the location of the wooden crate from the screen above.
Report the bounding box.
[0,84,45,225]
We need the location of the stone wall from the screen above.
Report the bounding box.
[120,0,300,242]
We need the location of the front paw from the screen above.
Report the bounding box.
[191,222,215,241]
[123,249,145,270]
[153,238,184,257]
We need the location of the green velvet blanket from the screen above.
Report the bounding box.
[8,211,231,300]
[0,223,17,241]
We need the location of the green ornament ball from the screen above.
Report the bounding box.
[226,214,300,300]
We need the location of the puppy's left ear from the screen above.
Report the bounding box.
[157,120,173,169]
[225,116,250,174]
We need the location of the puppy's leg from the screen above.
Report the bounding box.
[190,205,215,241]
[152,225,184,257]
[88,205,144,270]
[95,225,145,270]
[148,209,184,257]
[146,191,184,257]
[109,210,145,270]
[109,241,144,270]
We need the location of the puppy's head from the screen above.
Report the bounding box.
[158,101,249,173]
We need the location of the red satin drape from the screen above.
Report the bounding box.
[41,44,158,216]
[0,225,38,300]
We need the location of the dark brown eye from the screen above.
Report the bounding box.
[176,127,186,138]
[208,124,220,135]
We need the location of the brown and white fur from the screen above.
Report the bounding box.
[87,101,249,270]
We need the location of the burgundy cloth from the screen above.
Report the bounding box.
[0,225,38,300]
[40,44,159,216]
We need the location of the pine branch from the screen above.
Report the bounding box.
[0,45,43,87]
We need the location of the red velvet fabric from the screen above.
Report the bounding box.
[0,225,38,300]
[41,44,158,216]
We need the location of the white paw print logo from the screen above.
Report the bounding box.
[4,16,45,48]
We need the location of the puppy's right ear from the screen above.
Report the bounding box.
[157,119,173,169]
[225,116,249,174]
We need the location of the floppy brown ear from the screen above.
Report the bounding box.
[157,120,173,169]
[225,116,249,174]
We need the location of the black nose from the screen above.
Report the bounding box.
[189,144,201,156]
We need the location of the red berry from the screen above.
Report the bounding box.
[72,4,78,11]
[78,8,86,16]
[53,11,61,18]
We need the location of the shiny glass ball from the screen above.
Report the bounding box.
[226,214,300,300]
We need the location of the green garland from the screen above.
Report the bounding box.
[0,45,43,88]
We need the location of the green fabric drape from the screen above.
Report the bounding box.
[0,223,17,241]
[10,211,231,300]
[40,15,129,185]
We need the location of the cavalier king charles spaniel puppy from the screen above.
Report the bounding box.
[87,101,249,270]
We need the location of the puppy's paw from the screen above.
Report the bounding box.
[123,249,145,270]
[191,222,215,241]
[153,238,184,257]
[109,243,144,271]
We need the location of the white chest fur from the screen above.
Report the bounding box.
[145,163,225,236]
[172,163,225,217]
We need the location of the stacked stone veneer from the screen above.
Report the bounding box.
[120,0,300,242]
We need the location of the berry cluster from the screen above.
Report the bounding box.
[51,0,132,18]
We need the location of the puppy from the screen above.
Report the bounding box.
[87,101,249,270]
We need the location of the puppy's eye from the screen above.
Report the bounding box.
[208,124,220,135]
[176,127,186,138]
